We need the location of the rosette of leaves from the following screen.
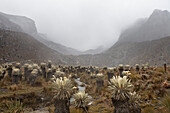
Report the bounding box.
[12,69,20,75]
[40,63,46,67]
[108,76,133,101]
[73,91,91,112]
[129,92,141,113]
[125,65,130,71]
[129,92,140,103]
[118,64,123,68]
[31,69,38,76]
[96,73,104,79]
[52,77,73,100]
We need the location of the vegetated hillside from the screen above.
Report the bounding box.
[117,9,170,43]
[0,29,76,64]
[76,37,170,66]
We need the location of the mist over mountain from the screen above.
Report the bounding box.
[76,37,170,66]
[0,11,106,55]
[0,12,23,32]
[0,9,170,66]
[0,12,37,34]
[75,9,170,66]
[117,9,170,43]
[0,1,170,112]
[0,29,62,64]
[33,33,82,55]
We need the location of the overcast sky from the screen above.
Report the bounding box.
[0,0,170,51]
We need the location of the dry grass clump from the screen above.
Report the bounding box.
[34,76,46,86]
[8,84,18,91]
[161,95,170,110]
[142,106,155,113]
[43,86,53,96]
[0,76,12,87]
[0,99,25,113]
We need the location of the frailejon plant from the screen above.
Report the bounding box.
[48,60,52,68]
[135,64,140,71]
[55,70,65,78]
[73,91,91,113]
[108,76,141,113]
[109,76,133,101]
[125,65,130,71]
[30,69,38,84]
[12,68,21,84]
[122,71,131,79]
[27,65,33,82]
[107,68,115,81]
[96,73,104,90]
[15,63,21,69]
[0,70,5,81]
[24,63,29,81]
[40,63,46,78]
[47,68,52,81]
[129,92,141,113]
[52,77,73,113]
[7,63,13,77]
[118,64,124,77]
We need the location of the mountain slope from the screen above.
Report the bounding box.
[33,33,107,55]
[81,46,107,55]
[0,29,69,64]
[33,33,83,55]
[0,11,37,34]
[0,11,106,55]
[76,36,170,66]
[0,10,169,66]
[0,11,82,55]
[118,9,170,43]
[75,9,170,66]
[0,12,23,32]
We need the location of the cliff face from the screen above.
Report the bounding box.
[0,12,37,34]
[117,9,170,43]
[0,12,22,32]
[5,15,37,34]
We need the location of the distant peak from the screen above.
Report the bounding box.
[147,9,170,22]
[153,9,169,13]
[152,9,162,13]
[150,9,170,17]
